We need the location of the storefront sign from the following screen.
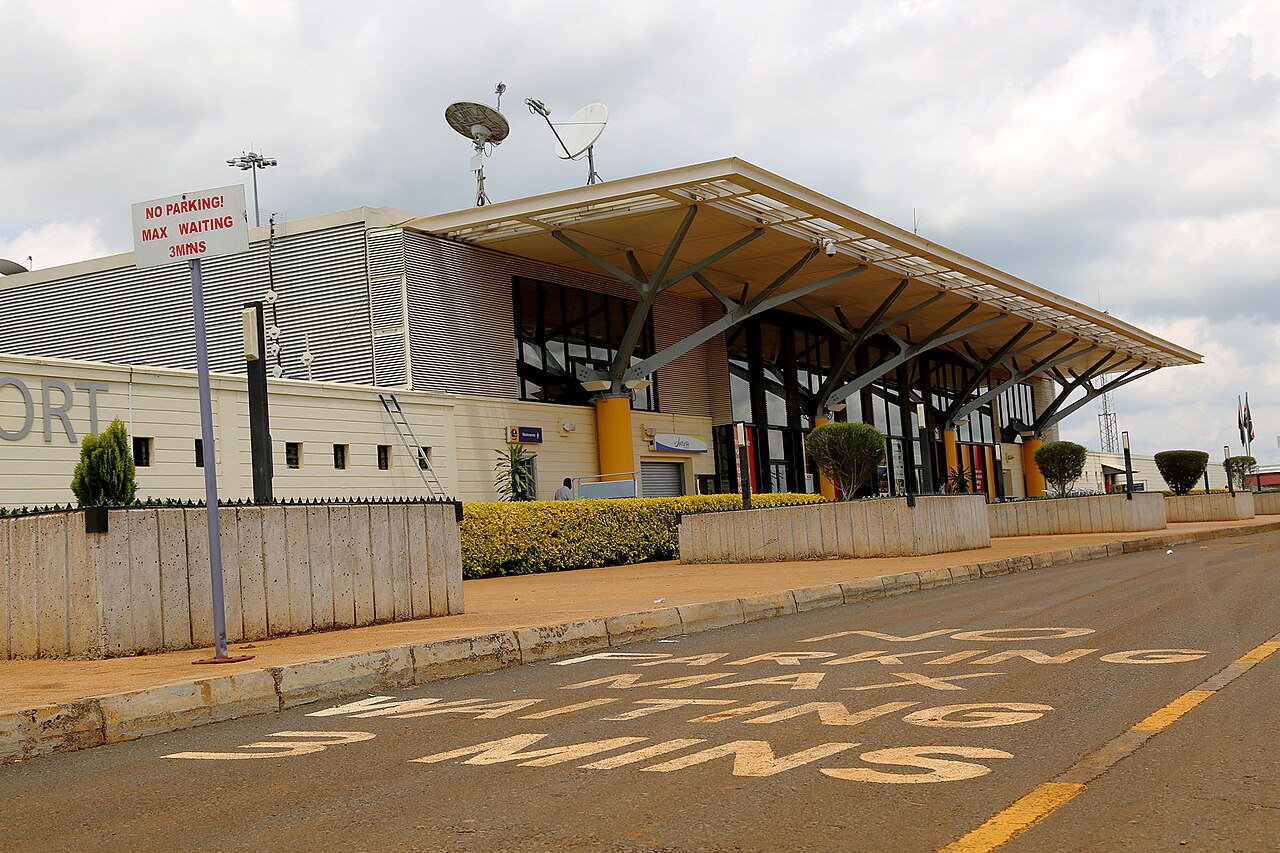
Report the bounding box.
[508,426,543,444]
[130,185,249,268]
[652,433,707,453]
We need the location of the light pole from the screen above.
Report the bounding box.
[226,151,277,227]
[1225,446,1235,496]
[1121,430,1134,500]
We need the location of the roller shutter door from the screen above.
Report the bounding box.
[641,462,684,497]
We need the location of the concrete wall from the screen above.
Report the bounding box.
[1254,492,1280,515]
[0,353,715,507]
[1165,492,1256,523]
[0,502,462,660]
[678,495,989,563]
[989,492,1166,537]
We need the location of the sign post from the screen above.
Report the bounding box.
[131,185,252,664]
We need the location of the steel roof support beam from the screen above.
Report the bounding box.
[624,263,869,382]
[813,279,913,409]
[941,322,1035,424]
[1036,365,1159,432]
[945,340,1099,423]
[1030,352,1130,434]
[822,306,1005,409]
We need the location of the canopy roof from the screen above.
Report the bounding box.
[405,158,1199,377]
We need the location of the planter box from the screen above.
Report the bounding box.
[0,502,463,660]
[989,492,1167,537]
[678,495,989,564]
[1254,492,1280,516]
[1164,492,1255,523]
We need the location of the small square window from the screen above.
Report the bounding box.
[377,445,391,471]
[418,447,431,470]
[133,437,153,467]
[333,444,348,470]
[194,438,205,468]
[285,442,301,469]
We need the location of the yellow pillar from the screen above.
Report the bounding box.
[943,428,958,482]
[595,395,634,482]
[984,445,996,500]
[814,416,836,501]
[1023,438,1046,497]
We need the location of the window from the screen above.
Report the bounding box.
[512,276,659,411]
[377,445,391,470]
[333,444,348,470]
[194,438,204,468]
[285,442,301,469]
[132,437,153,467]
[418,446,431,470]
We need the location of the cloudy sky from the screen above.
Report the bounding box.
[2,0,1276,461]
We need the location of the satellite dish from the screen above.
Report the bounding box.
[445,96,510,206]
[444,101,510,147]
[553,103,608,160]
[0,258,29,276]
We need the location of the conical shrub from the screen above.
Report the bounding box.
[70,418,138,506]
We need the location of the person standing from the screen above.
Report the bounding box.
[554,477,574,500]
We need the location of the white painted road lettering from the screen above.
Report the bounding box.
[163,731,374,760]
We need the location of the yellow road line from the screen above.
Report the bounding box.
[1236,641,1280,664]
[1132,689,1214,732]
[938,630,1280,852]
[939,782,1083,853]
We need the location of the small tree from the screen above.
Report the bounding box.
[494,443,536,501]
[1225,455,1257,490]
[805,422,885,500]
[1154,450,1209,496]
[1034,441,1088,497]
[70,417,137,506]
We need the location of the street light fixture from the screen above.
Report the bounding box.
[226,151,277,227]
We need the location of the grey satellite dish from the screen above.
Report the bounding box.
[0,258,29,275]
[445,96,510,206]
[526,99,609,185]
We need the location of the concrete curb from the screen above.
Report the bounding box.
[4,519,1278,765]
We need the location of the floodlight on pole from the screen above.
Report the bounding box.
[226,150,278,227]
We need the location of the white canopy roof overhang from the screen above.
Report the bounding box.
[405,158,1198,427]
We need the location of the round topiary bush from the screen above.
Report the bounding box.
[804,421,885,500]
[1033,440,1089,497]
[1154,450,1209,496]
[70,417,137,506]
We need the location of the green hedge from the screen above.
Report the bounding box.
[461,493,823,579]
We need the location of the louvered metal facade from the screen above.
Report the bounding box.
[0,214,721,422]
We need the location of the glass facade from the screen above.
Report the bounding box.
[512,276,659,411]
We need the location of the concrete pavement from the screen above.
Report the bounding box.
[3,516,1278,765]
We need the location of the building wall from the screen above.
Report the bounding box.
[1083,451,1226,494]
[0,352,714,508]
[0,219,381,385]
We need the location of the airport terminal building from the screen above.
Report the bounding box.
[0,159,1201,507]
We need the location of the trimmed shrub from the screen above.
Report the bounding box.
[1154,450,1209,496]
[461,493,823,579]
[70,418,137,506]
[804,422,885,500]
[1033,441,1089,497]
[1225,455,1257,490]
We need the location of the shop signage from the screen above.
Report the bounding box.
[652,433,707,453]
[509,426,543,444]
[130,185,249,268]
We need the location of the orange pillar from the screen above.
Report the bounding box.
[1023,438,1046,497]
[943,427,958,487]
[984,445,996,501]
[814,416,836,501]
[595,395,634,482]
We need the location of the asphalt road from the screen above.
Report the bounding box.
[2,532,1278,852]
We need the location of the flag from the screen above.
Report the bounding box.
[1244,393,1255,443]
[1238,396,1247,446]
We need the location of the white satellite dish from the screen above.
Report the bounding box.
[554,103,608,160]
[527,98,609,185]
[0,258,29,276]
[445,91,510,206]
